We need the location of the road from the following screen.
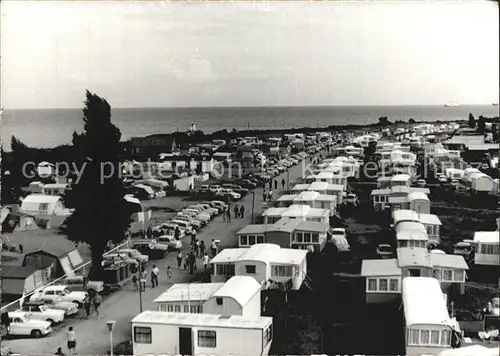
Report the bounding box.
[4,150,326,355]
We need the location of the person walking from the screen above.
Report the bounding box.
[66,326,77,356]
[132,274,138,291]
[188,252,196,275]
[233,205,239,219]
[210,239,218,258]
[281,178,285,189]
[93,293,102,318]
[195,239,201,257]
[274,180,278,190]
[222,207,227,222]
[202,253,209,273]
[190,230,197,245]
[199,240,206,257]
[18,244,23,254]
[226,208,231,222]
[263,189,267,202]
[166,266,173,284]
[174,226,180,240]
[151,265,159,288]
[176,251,183,270]
[140,270,147,290]
[240,205,245,218]
[268,189,273,200]
[83,294,91,319]
[55,347,65,356]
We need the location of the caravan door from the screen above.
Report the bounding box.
[179,327,192,355]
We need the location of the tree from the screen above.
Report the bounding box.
[1,137,34,204]
[409,118,416,124]
[378,117,390,126]
[477,116,486,133]
[64,90,131,279]
[492,123,499,142]
[468,113,476,129]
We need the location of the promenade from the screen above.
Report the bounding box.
[4,153,320,355]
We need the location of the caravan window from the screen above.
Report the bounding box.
[198,330,216,348]
[367,278,377,291]
[271,265,293,277]
[134,327,152,344]
[245,265,256,274]
[453,270,464,282]
[174,305,181,312]
[39,203,49,215]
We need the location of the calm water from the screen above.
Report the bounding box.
[1,105,498,150]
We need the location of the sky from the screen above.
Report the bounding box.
[1,1,499,109]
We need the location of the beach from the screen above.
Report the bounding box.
[2,105,498,150]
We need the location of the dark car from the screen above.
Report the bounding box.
[236,179,257,189]
[132,240,168,260]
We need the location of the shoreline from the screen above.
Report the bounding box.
[1,118,470,156]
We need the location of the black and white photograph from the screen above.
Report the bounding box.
[0,1,499,355]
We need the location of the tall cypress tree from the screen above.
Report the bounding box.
[65,90,131,279]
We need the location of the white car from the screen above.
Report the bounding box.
[160,222,188,238]
[157,235,183,251]
[193,204,218,217]
[118,248,149,265]
[376,244,393,258]
[181,209,211,222]
[215,188,241,200]
[6,312,52,338]
[209,185,221,194]
[37,298,79,316]
[17,301,65,325]
[209,201,228,213]
[32,286,87,306]
[174,214,204,229]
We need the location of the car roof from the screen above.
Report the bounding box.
[22,300,45,306]
[44,285,67,290]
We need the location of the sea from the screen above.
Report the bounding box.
[1,105,498,150]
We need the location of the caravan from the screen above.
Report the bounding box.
[132,311,273,356]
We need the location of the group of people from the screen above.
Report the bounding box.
[82,290,102,319]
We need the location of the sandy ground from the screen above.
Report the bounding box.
[3,151,323,355]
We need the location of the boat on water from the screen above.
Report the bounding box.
[444,102,461,108]
[493,103,499,106]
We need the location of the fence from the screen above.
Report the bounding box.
[0,239,130,313]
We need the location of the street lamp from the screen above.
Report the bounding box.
[106,320,116,356]
[250,191,255,223]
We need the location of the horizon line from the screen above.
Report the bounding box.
[3,103,497,110]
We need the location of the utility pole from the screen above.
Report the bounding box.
[251,191,255,223]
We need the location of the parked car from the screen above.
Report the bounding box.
[132,240,169,259]
[209,200,228,212]
[17,301,65,325]
[344,193,359,206]
[181,209,211,222]
[330,228,350,252]
[171,218,199,232]
[221,184,249,195]
[157,235,183,251]
[192,204,219,217]
[198,185,211,194]
[416,179,427,187]
[5,312,52,338]
[35,298,79,317]
[209,185,221,194]
[102,253,139,268]
[275,165,286,173]
[173,215,204,230]
[161,222,191,237]
[236,179,257,189]
[32,286,87,307]
[215,188,241,200]
[453,241,474,260]
[58,276,105,294]
[376,244,393,259]
[118,248,149,265]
